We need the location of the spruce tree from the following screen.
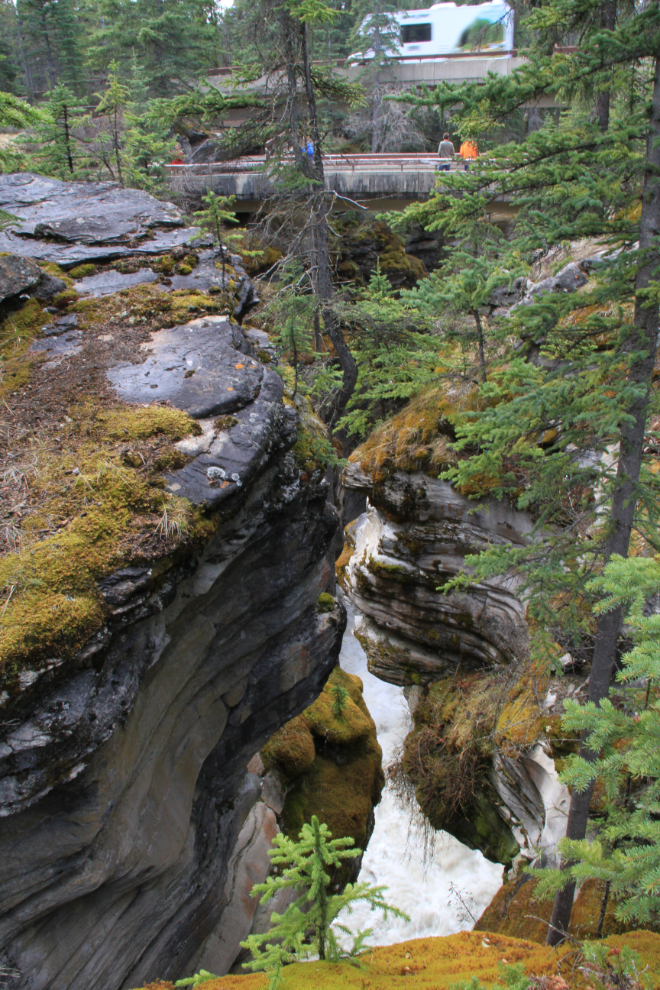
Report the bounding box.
[534,554,660,929]
[392,0,660,945]
[240,815,407,990]
[150,0,364,436]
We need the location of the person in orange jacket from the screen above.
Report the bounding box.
[459,139,478,171]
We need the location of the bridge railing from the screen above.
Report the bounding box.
[164,154,461,175]
[207,50,520,76]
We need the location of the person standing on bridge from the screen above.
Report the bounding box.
[459,138,478,171]
[437,132,456,171]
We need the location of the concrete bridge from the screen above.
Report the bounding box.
[207,51,561,103]
[165,153,515,213]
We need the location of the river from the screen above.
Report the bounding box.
[336,602,504,945]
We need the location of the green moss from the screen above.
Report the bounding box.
[0,399,205,683]
[0,297,51,399]
[177,264,193,276]
[39,261,73,285]
[262,714,316,778]
[158,255,175,275]
[93,406,202,441]
[275,668,384,883]
[292,401,332,475]
[304,668,374,747]
[214,414,239,430]
[317,592,335,613]
[350,383,479,483]
[69,263,97,279]
[52,288,79,309]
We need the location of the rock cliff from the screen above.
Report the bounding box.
[338,386,574,869]
[0,176,343,990]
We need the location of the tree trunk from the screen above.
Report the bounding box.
[371,0,382,153]
[301,21,358,430]
[473,310,487,383]
[594,0,617,131]
[14,9,34,102]
[547,44,660,947]
[62,102,74,173]
[39,0,56,91]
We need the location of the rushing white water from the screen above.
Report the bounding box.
[336,602,503,946]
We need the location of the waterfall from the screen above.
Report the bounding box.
[337,602,503,945]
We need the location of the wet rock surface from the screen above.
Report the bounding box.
[340,464,532,684]
[0,253,42,304]
[0,172,203,267]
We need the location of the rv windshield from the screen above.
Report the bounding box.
[401,23,432,43]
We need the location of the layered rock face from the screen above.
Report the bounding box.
[0,177,344,990]
[338,448,571,869]
[339,463,532,685]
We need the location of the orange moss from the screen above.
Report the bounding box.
[475,875,656,944]
[129,931,660,990]
[350,383,480,482]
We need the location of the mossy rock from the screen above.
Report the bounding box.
[158,255,175,275]
[0,297,51,399]
[0,400,203,679]
[130,931,660,990]
[475,874,660,943]
[177,265,193,276]
[69,263,97,279]
[52,288,79,309]
[350,382,480,483]
[262,667,384,879]
[317,592,335,613]
[304,668,373,747]
[262,715,316,778]
[331,216,426,291]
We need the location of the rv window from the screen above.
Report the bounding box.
[401,23,432,43]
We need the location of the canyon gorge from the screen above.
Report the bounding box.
[0,172,640,990]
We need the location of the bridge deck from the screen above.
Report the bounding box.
[165,153,471,210]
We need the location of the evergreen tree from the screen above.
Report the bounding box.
[393,0,660,945]
[20,82,82,175]
[271,291,316,396]
[93,59,130,183]
[193,190,238,285]
[534,554,660,929]
[241,815,407,990]
[348,0,400,152]
[88,0,220,97]
[0,90,43,172]
[150,0,364,437]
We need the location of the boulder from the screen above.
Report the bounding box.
[0,253,42,304]
[0,172,204,267]
[517,261,589,307]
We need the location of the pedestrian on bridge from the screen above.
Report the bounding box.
[437,132,456,171]
[459,139,478,171]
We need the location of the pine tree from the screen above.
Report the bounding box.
[150,0,364,437]
[94,59,130,184]
[20,82,82,176]
[193,191,238,285]
[533,554,660,929]
[0,90,43,173]
[240,815,408,990]
[271,291,316,396]
[392,0,660,945]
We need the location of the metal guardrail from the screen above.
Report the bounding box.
[207,50,519,76]
[206,46,578,77]
[164,154,460,176]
